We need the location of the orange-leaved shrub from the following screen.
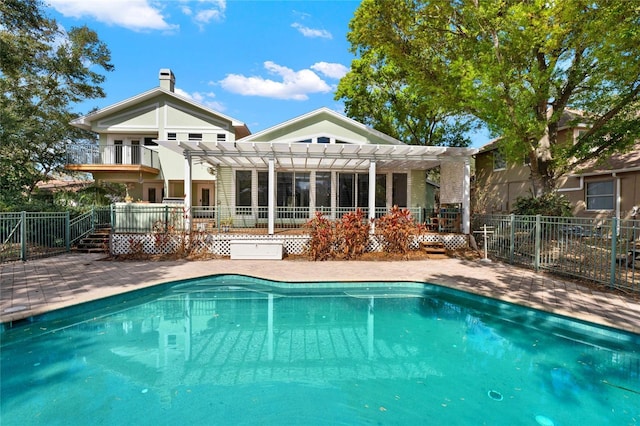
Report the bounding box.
[335,208,370,259]
[304,211,335,260]
[375,205,425,255]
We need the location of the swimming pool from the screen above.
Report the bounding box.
[1,275,639,425]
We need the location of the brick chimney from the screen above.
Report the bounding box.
[159,69,175,92]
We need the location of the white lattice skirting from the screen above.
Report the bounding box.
[111,233,468,257]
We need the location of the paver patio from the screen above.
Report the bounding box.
[1,253,639,334]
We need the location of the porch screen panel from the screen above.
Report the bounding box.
[392,173,407,207]
[258,172,268,218]
[277,173,293,207]
[315,172,331,212]
[295,173,310,208]
[339,173,355,208]
[376,175,386,207]
[236,170,252,215]
[357,174,369,208]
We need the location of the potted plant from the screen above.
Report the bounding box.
[221,217,233,233]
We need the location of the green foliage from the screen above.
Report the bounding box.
[336,44,477,147]
[0,0,113,209]
[347,0,640,195]
[375,205,424,255]
[304,212,336,261]
[335,209,370,260]
[512,192,572,217]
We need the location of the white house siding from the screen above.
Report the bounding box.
[411,169,427,211]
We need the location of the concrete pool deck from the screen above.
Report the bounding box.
[1,253,639,334]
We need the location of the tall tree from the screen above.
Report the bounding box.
[0,0,113,209]
[336,49,478,147]
[344,0,640,196]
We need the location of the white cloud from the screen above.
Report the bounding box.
[310,62,349,79]
[219,61,332,100]
[48,0,178,32]
[49,0,227,32]
[180,0,226,27]
[291,22,332,39]
[175,88,226,111]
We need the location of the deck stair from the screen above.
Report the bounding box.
[419,241,448,258]
[75,225,111,253]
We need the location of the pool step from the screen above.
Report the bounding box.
[419,241,448,257]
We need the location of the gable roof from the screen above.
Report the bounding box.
[71,86,250,138]
[238,107,404,146]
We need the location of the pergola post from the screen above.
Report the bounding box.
[368,161,376,234]
[268,157,275,235]
[184,151,192,231]
[462,158,471,234]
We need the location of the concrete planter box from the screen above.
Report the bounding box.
[230,239,283,260]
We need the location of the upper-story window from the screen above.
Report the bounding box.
[586,180,614,210]
[493,151,507,171]
[167,132,177,141]
[217,133,226,142]
[318,136,331,144]
[144,137,157,146]
[188,133,203,141]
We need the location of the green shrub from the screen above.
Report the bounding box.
[512,192,572,217]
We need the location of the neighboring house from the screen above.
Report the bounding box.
[66,69,477,234]
[555,142,640,220]
[474,112,640,220]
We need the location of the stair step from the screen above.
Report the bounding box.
[419,241,447,255]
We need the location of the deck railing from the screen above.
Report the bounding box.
[473,214,640,293]
[111,204,429,233]
[66,144,160,169]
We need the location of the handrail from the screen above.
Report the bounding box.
[66,144,159,169]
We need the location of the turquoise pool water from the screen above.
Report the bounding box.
[1,275,639,425]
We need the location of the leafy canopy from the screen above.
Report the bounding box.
[344,0,640,195]
[0,0,113,209]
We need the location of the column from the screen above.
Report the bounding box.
[184,151,192,231]
[462,158,471,234]
[268,158,275,235]
[368,161,376,234]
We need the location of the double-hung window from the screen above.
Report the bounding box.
[586,180,614,210]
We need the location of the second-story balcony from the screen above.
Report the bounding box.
[65,144,160,174]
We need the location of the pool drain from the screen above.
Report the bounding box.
[487,390,503,401]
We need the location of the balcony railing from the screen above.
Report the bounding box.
[66,144,160,169]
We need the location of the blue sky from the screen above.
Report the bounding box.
[47,0,489,147]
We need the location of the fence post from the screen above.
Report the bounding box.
[110,204,116,232]
[65,211,71,252]
[509,214,515,264]
[165,205,169,232]
[20,211,27,261]
[610,217,617,289]
[534,214,541,272]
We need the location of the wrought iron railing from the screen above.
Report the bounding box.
[1,207,112,263]
[473,214,640,293]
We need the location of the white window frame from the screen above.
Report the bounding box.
[586,180,614,211]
